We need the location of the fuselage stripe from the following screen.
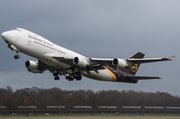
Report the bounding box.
[104,67,117,81]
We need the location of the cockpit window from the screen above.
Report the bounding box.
[15,28,21,31]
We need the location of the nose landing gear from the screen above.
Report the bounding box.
[8,44,20,59]
[14,55,20,59]
[14,49,20,59]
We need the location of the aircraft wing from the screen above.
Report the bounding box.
[90,58,113,65]
[53,56,112,68]
[51,51,175,73]
[125,75,161,80]
[53,55,175,69]
[53,57,74,65]
[127,56,175,64]
[90,56,175,66]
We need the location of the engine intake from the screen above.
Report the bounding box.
[112,58,128,68]
[73,57,88,67]
[25,60,38,70]
[25,60,43,74]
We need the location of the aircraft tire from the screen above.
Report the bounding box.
[14,55,20,59]
[65,76,69,80]
[54,76,60,80]
[77,75,82,81]
[53,72,58,76]
[68,77,73,81]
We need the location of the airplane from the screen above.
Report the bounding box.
[1,28,175,83]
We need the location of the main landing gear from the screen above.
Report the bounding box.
[53,72,60,80]
[53,72,82,81]
[65,72,82,81]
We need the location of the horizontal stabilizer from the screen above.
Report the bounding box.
[125,75,161,80]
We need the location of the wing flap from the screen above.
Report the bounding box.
[53,56,74,65]
[90,58,113,65]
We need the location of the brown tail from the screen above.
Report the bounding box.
[122,52,145,75]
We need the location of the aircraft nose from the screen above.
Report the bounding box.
[1,30,17,43]
[1,32,8,40]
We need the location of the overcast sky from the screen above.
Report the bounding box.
[0,0,179,96]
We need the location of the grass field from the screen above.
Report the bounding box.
[1,114,180,119]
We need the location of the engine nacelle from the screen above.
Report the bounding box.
[27,69,43,74]
[25,60,38,70]
[112,58,128,68]
[25,60,43,74]
[73,57,88,67]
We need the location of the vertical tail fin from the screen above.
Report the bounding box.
[122,52,145,75]
[129,52,145,59]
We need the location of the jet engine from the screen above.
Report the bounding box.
[25,60,43,73]
[73,57,88,67]
[112,58,128,68]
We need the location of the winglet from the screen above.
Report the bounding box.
[167,55,176,60]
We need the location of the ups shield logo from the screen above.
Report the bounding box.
[130,64,138,72]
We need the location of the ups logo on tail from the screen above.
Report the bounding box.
[130,64,138,72]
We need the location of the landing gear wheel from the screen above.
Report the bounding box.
[53,72,58,76]
[66,75,74,81]
[14,55,20,59]
[75,72,82,81]
[14,49,20,59]
[54,76,60,80]
[65,76,69,79]
[77,75,82,81]
[75,75,82,81]
[69,77,73,81]
[53,71,60,80]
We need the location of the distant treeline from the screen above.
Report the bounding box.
[0,86,179,109]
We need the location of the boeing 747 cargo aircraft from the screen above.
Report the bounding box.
[1,28,175,83]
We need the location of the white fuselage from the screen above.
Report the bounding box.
[2,28,116,82]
